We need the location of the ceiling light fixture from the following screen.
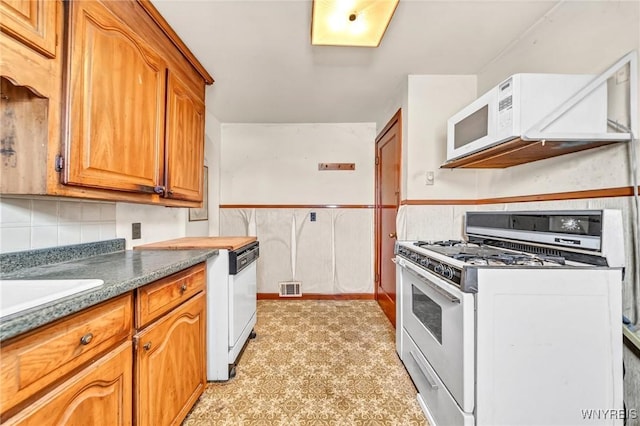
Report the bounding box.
[311,0,399,47]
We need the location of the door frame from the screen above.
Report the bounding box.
[374,108,402,323]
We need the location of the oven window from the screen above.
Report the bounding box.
[412,285,443,343]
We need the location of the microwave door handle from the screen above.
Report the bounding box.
[405,267,460,304]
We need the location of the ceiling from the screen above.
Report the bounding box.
[150,0,561,124]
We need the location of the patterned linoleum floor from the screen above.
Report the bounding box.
[183,300,428,426]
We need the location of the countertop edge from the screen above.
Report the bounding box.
[0,249,218,342]
[134,236,257,251]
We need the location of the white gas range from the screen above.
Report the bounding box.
[395,210,625,426]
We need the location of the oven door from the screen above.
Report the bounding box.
[399,258,475,412]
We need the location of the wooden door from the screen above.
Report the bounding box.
[0,0,57,58]
[65,0,166,194]
[135,292,206,426]
[4,341,132,426]
[164,71,205,202]
[375,109,401,326]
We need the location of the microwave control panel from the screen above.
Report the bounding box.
[498,78,513,131]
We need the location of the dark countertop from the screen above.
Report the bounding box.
[0,239,218,342]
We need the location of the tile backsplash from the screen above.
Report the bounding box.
[0,197,117,253]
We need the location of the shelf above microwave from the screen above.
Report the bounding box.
[441,136,628,169]
[442,51,637,169]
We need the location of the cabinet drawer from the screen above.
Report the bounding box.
[136,263,205,328]
[3,340,133,425]
[0,293,133,417]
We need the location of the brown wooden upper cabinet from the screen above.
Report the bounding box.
[0,0,213,207]
[0,0,57,58]
[165,71,206,202]
[62,0,212,205]
[65,0,167,196]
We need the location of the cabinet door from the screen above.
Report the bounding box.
[1,293,133,416]
[65,0,165,194]
[165,71,205,202]
[135,292,206,426]
[0,0,56,58]
[3,340,133,426]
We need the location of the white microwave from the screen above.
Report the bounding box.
[446,73,607,162]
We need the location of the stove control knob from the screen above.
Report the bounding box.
[420,257,429,267]
[434,263,443,274]
[443,266,454,280]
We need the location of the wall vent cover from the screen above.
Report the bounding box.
[279,281,302,297]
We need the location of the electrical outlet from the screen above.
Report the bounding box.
[310,212,316,222]
[132,223,141,240]
[616,65,630,84]
[425,171,435,185]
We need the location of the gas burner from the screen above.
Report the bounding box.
[452,252,566,266]
[415,240,479,248]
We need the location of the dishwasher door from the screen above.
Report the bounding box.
[228,260,257,356]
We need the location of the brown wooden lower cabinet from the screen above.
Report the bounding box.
[134,291,206,426]
[0,264,207,425]
[3,340,133,426]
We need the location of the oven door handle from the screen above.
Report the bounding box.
[405,266,460,304]
[409,350,438,390]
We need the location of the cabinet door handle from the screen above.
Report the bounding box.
[389,232,397,238]
[143,342,152,351]
[180,284,187,293]
[153,185,165,195]
[80,333,94,345]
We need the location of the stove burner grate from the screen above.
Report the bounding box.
[452,253,566,266]
[414,240,478,248]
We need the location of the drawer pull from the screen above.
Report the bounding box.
[180,284,187,293]
[409,350,438,390]
[143,342,152,351]
[79,333,94,346]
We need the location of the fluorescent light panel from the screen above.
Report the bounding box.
[311,0,399,47]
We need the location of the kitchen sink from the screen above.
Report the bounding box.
[0,279,104,319]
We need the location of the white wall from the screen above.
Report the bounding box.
[220,123,376,205]
[115,202,186,249]
[221,207,373,294]
[405,75,477,200]
[477,1,640,95]
[205,111,222,236]
[374,75,477,201]
[185,111,220,237]
[219,122,376,295]
[0,197,116,253]
[473,0,640,199]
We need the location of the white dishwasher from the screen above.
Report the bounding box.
[134,237,259,381]
[207,240,259,380]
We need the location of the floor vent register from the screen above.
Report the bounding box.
[279,281,302,297]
